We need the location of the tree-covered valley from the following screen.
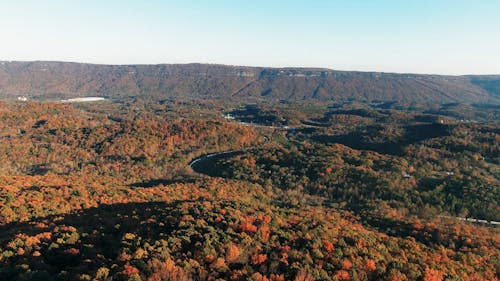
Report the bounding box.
[0,98,498,281]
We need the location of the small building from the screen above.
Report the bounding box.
[224,114,235,120]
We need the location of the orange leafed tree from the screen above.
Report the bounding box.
[423,268,443,281]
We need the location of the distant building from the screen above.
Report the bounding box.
[17,96,28,102]
[224,114,235,120]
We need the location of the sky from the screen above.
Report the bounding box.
[0,0,499,75]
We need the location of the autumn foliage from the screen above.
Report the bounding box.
[0,100,498,280]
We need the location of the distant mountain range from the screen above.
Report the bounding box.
[0,61,499,104]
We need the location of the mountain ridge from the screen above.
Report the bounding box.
[1,61,499,104]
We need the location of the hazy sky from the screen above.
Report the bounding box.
[1,0,499,74]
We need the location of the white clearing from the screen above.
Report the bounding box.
[60,97,106,103]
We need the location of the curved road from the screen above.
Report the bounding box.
[189,150,240,169]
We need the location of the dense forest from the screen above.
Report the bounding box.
[0,98,498,281]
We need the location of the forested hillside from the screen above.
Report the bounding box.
[0,99,498,280]
[1,61,499,104]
